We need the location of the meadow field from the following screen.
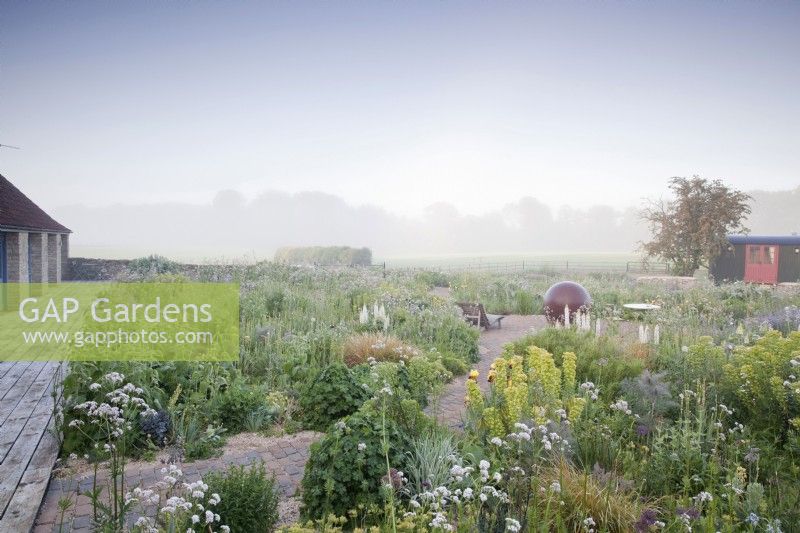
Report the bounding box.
[44,259,800,532]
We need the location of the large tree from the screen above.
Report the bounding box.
[641,176,751,276]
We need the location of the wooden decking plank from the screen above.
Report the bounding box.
[0,361,33,401]
[0,415,60,532]
[0,361,19,380]
[0,370,59,520]
[0,363,58,464]
[0,362,48,427]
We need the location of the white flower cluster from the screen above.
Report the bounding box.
[580,381,600,401]
[694,490,713,504]
[507,422,568,453]
[413,457,509,530]
[610,399,632,416]
[72,374,153,443]
[359,303,391,331]
[127,464,228,533]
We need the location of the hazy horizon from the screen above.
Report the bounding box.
[48,183,799,262]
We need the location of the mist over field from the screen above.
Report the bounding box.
[54,185,799,262]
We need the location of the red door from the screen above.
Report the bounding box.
[744,244,780,284]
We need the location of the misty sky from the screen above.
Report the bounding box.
[1,0,798,222]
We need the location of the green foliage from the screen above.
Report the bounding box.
[391,308,480,363]
[301,399,416,520]
[406,356,452,406]
[274,246,373,266]
[440,353,469,375]
[203,462,280,533]
[721,331,800,437]
[127,254,182,277]
[450,273,543,314]
[210,383,275,433]
[299,363,369,431]
[504,327,644,397]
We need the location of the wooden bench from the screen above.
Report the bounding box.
[456,302,505,329]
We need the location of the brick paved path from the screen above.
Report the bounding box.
[426,315,547,429]
[33,314,545,532]
[32,432,319,532]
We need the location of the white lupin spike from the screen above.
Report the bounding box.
[564,305,570,327]
[359,305,369,324]
[653,324,660,345]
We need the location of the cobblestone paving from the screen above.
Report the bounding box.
[33,314,543,532]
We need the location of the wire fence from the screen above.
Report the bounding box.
[372,259,670,275]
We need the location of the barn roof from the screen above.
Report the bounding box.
[728,234,800,246]
[0,174,71,233]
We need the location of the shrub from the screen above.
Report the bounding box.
[299,363,368,431]
[301,399,414,521]
[440,353,469,375]
[721,331,800,436]
[204,462,280,532]
[274,246,372,266]
[406,356,452,406]
[342,333,421,367]
[139,409,172,447]
[211,383,274,433]
[127,254,181,278]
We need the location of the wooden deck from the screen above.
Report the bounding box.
[0,361,62,533]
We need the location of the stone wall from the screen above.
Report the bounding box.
[66,257,133,281]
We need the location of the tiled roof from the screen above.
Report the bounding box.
[0,174,71,233]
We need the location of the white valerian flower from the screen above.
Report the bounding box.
[490,437,503,446]
[695,491,713,503]
[550,481,561,493]
[610,399,633,415]
[358,442,367,452]
[505,518,522,532]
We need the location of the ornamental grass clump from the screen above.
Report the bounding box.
[343,332,421,366]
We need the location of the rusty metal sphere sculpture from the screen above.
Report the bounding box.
[543,281,592,324]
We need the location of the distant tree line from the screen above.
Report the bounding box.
[274,246,373,266]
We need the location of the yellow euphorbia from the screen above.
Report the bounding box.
[526,346,562,398]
